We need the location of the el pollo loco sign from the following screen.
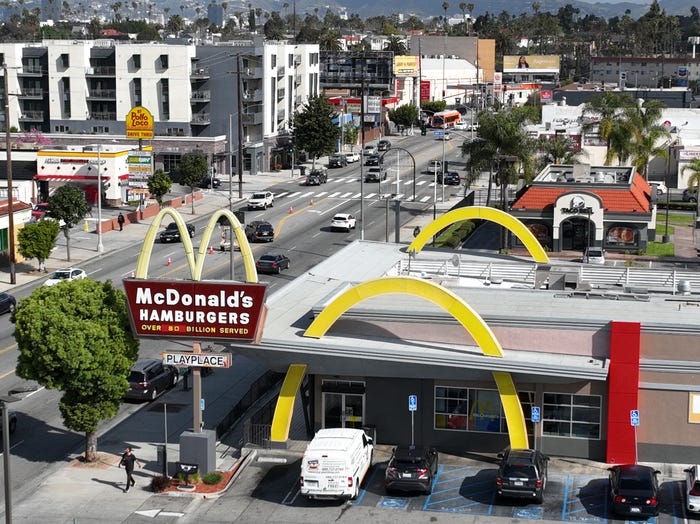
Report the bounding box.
[123,279,266,340]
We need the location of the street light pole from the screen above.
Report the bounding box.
[236,54,244,199]
[3,64,15,284]
[96,145,104,253]
[228,114,235,280]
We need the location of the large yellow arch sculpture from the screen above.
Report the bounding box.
[408,206,549,263]
[284,276,528,448]
[134,208,258,283]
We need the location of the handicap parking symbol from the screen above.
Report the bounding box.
[379,497,409,510]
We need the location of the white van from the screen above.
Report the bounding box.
[299,428,374,500]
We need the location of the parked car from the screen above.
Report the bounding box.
[331,213,356,232]
[438,132,453,141]
[364,154,383,166]
[31,202,50,221]
[44,267,87,286]
[247,191,275,210]
[328,154,347,168]
[385,445,439,494]
[685,465,700,514]
[427,160,442,174]
[363,145,378,156]
[683,188,698,203]
[377,139,392,151]
[124,358,179,401]
[437,171,461,185]
[256,253,291,274]
[159,222,195,243]
[0,292,16,314]
[306,168,328,185]
[496,447,549,504]
[583,246,605,264]
[245,220,275,242]
[344,151,360,163]
[199,175,221,189]
[453,120,467,130]
[365,167,387,182]
[649,181,667,195]
[608,464,660,517]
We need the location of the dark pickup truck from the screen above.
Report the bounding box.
[306,168,328,185]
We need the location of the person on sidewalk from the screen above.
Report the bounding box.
[117,212,125,231]
[119,447,142,492]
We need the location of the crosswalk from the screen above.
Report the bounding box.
[271,176,443,204]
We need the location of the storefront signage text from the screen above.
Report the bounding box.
[162,351,232,368]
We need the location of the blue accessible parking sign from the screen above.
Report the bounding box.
[408,395,417,411]
[630,409,640,426]
[531,406,540,423]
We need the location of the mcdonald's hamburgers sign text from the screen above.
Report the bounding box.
[123,279,266,340]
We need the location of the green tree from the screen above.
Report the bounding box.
[177,151,208,214]
[48,185,89,262]
[421,100,447,114]
[536,135,585,166]
[582,92,635,165]
[384,35,407,55]
[389,104,420,129]
[682,159,700,217]
[624,100,670,179]
[147,168,173,205]
[17,219,60,272]
[292,96,339,168]
[318,28,341,50]
[343,122,359,151]
[14,279,139,462]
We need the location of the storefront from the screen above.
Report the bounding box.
[509,164,655,253]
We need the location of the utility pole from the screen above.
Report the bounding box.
[360,58,365,240]
[236,54,244,199]
[3,64,15,284]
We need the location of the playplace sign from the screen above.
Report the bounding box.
[123,279,266,340]
[162,351,232,368]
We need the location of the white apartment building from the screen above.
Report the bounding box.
[0,37,319,176]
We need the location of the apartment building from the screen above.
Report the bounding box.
[0,37,319,176]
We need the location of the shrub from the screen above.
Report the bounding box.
[203,472,223,485]
[150,475,171,493]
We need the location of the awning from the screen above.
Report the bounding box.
[34,174,130,181]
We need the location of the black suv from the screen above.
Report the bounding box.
[124,359,179,401]
[328,154,347,168]
[364,154,383,166]
[306,168,328,185]
[199,175,221,189]
[385,445,439,494]
[377,139,392,151]
[159,222,195,243]
[496,448,549,503]
[245,220,275,242]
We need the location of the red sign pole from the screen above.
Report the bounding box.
[192,342,202,433]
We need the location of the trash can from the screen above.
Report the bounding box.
[157,444,168,477]
[362,424,377,444]
[296,165,306,177]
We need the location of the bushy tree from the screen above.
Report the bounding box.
[17,219,60,272]
[147,169,173,205]
[48,185,89,262]
[343,122,359,150]
[178,151,208,214]
[292,96,339,168]
[13,279,139,462]
[389,104,420,129]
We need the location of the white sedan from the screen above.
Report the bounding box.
[44,267,87,286]
[344,151,360,163]
[330,213,357,232]
[685,465,700,513]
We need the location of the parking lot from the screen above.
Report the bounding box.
[223,448,696,524]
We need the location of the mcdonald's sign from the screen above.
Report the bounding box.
[123,207,266,341]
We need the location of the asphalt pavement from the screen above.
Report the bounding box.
[0,163,697,523]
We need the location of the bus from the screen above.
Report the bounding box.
[432,110,461,129]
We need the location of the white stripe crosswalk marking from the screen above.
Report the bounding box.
[419,195,431,202]
[287,192,301,198]
[275,192,290,198]
[316,192,328,197]
[352,193,361,199]
[366,193,377,199]
[340,192,353,198]
[329,192,342,197]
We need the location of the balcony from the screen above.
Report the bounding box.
[18,88,43,99]
[19,110,44,121]
[294,74,302,86]
[242,67,263,79]
[241,112,263,125]
[191,112,211,125]
[86,88,116,100]
[243,89,263,102]
[89,112,117,121]
[190,90,211,103]
[276,65,286,78]
[276,106,285,121]
[277,86,285,100]
[191,67,210,79]
[294,55,301,67]
[17,66,42,77]
[86,66,116,76]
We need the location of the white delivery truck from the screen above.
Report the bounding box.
[299,428,374,500]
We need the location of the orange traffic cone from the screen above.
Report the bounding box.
[208,245,214,254]
[167,257,172,266]
[289,206,294,214]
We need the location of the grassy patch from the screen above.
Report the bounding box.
[666,213,695,227]
[656,224,674,236]
[645,242,675,257]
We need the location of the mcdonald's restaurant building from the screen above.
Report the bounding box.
[508,164,657,253]
[228,227,700,465]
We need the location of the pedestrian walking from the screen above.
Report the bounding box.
[117,212,125,231]
[119,447,142,492]
[413,225,421,238]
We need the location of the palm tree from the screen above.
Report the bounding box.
[384,35,407,55]
[682,160,700,217]
[442,2,449,31]
[318,29,341,50]
[624,100,670,179]
[582,92,635,165]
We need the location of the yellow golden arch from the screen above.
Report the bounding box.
[134,208,258,282]
[408,206,549,263]
[269,276,528,448]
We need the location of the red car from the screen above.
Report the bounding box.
[31,202,50,220]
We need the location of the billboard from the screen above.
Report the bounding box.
[394,56,419,76]
[123,279,267,340]
[127,151,153,188]
[420,80,431,102]
[503,55,560,73]
[125,106,154,139]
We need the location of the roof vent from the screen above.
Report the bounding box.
[678,280,692,295]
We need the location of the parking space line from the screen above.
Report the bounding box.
[353,464,381,505]
[562,475,607,522]
[281,483,300,506]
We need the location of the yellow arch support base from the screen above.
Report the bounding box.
[270,364,307,442]
[492,371,529,449]
[407,206,549,264]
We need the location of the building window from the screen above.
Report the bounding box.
[434,386,533,434]
[160,79,169,118]
[133,54,141,69]
[133,78,142,106]
[60,53,69,68]
[159,54,168,69]
[288,54,294,68]
[271,54,276,68]
[62,77,70,115]
[543,393,601,439]
[162,154,180,173]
